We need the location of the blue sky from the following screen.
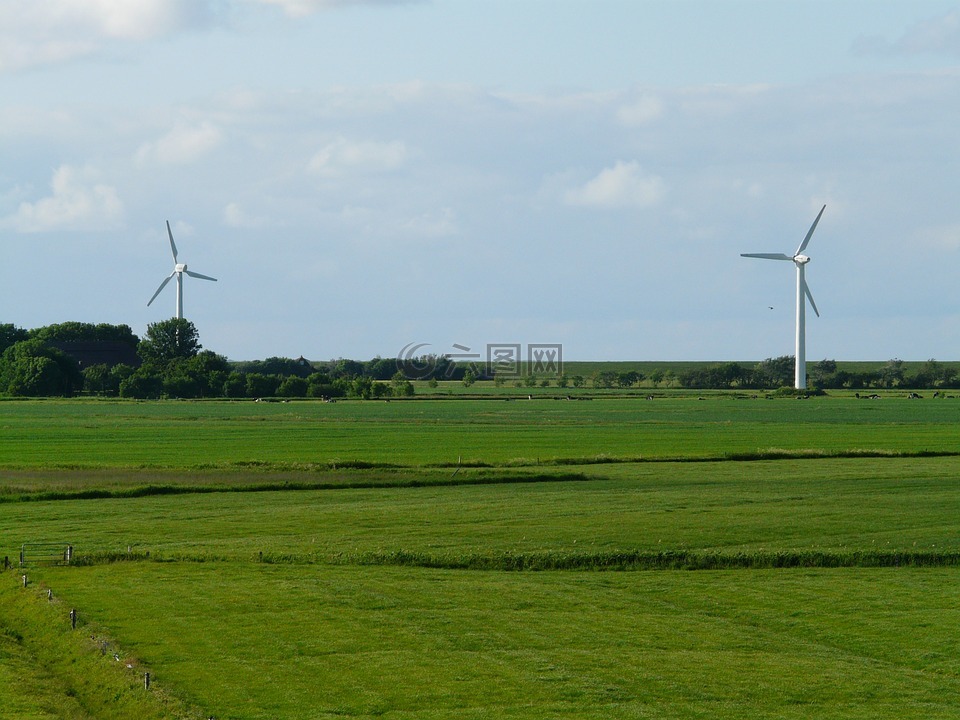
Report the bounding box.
[3,0,960,362]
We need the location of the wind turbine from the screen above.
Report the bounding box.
[147,221,217,319]
[741,205,826,390]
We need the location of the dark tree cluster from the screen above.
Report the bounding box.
[0,322,138,397]
[675,356,960,390]
[0,319,421,400]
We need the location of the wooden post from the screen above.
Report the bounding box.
[22,575,27,588]
[66,545,73,563]
[70,609,76,629]
[47,589,53,601]
[144,672,150,690]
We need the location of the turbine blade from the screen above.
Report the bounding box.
[147,272,175,306]
[166,220,178,262]
[184,270,217,282]
[741,253,793,261]
[803,279,820,318]
[795,204,826,256]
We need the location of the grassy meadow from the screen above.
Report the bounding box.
[1,393,959,718]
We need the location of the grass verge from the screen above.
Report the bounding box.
[0,570,202,720]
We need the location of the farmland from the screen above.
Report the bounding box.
[1,393,959,719]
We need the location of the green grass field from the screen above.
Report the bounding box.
[1,394,959,718]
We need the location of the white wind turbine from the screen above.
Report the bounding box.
[147,221,218,319]
[741,205,826,390]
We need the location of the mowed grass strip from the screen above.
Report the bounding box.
[2,396,960,470]
[34,563,960,720]
[3,457,958,564]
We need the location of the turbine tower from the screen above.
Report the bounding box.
[147,221,217,319]
[741,205,825,390]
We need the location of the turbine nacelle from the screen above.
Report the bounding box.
[175,263,188,273]
[794,254,810,265]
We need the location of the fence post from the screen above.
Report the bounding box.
[144,672,151,690]
[66,545,73,564]
[70,609,76,629]
[22,575,27,588]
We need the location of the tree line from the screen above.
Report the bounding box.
[671,356,959,390]
[2,322,958,399]
[0,320,422,399]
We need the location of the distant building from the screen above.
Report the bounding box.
[49,341,141,370]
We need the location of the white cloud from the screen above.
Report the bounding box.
[855,10,960,57]
[616,95,664,126]
[564,161,665,209]
[0,0,220,72]
[223,202,266,228]
[255,0,419,19]
[307,136,409,177]
[913,222,960,252]
[135,122,224,166]
[2,165,123,233]
[399,208,458,239]
[897,10,960,55]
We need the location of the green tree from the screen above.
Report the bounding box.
[237,357,314,378]
[138,319,202,364]
[306,372,342,399]
[878,358,905,388]
[110,364,135,389]
[0,324,29,355]
[119,366,164,399]
[223,372,248,398]
[246,373,280,398]
[592,371,616,389]
[0,339,82,396]
[6,356,65,396]
[390,371,414,397]
[31,322,138,347]
[162,367,202,398]
[812,359,837,387]
[278,376,308,397]
[185,351,230,397]
[352,375,374,399]
[82,364,114,395]
[366,357,399,380]
[330,358,365,379]
[912,359,956,388]
[755,356,794,388]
